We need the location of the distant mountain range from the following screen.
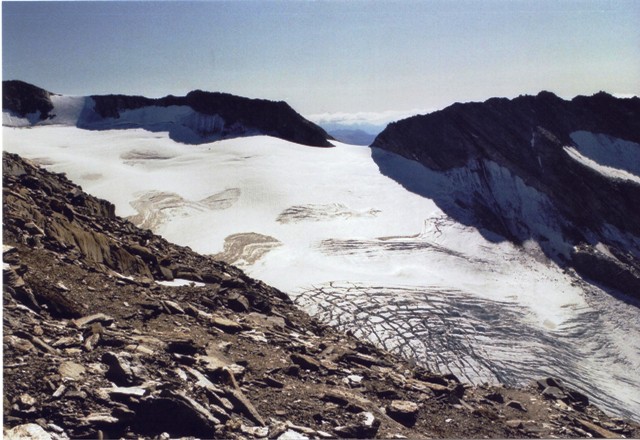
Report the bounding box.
[324,128,378,146]
[2,80,333,147]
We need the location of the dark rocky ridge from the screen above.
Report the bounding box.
[371,91,640,300]
[2,80,333,147]
[5,152,640,438]
[2,80,54,120]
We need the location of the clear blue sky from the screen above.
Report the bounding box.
[3,0,639,118]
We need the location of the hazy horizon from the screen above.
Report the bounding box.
[3,0,639,124]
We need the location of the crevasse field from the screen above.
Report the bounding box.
[4,118,640,420]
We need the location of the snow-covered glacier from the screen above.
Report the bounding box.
[3,124,640,421]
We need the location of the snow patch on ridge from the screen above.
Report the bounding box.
[564,146,640,185]
[569,131,640,178]
[565,131,640,184]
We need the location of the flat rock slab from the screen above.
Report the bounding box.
[387,400,419,427]
[575,418,620,439]
[210,316,243,333]
[103,386,148,397]
[71,313,115,329]
[290,353,321,372]
[58,361,86,381]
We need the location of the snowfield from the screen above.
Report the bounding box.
[4,123,640,420]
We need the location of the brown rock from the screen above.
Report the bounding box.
[333,412,380,439]
[162,300,185,314]
[226,388,266,426]
[387,400,420,427]
[58,361,86,381]
[102,351,143,386]
[485,391,505,404]
[71,313,115,329]
[506,400,527,412]
[227,291,250,313]
[264,376,284,389]
[210,316,243,333]
[575,418,620,439]
[290,353,322,372]
[4,423,53,440]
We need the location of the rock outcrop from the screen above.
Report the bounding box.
[2,80,334,147]
[5,151,640,438]
[371,91,640,299]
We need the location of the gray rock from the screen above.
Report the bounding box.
[542,386,566,400]
[102,351,143,386]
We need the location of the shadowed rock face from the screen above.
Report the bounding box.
[2,80,334,147]
[371,92,640,299]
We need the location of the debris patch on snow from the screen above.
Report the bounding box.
[127,188,241,231]
[277,203,381,224]
[213,233,282,267]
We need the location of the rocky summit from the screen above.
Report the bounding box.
[4,151,640,439]
[371,92,640,300]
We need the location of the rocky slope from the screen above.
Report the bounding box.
[2,80,333,147]
[371,91,640,300]
[4,153,640,439]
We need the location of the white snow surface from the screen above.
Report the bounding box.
[3,125,640,420]
[156,279,206,287]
